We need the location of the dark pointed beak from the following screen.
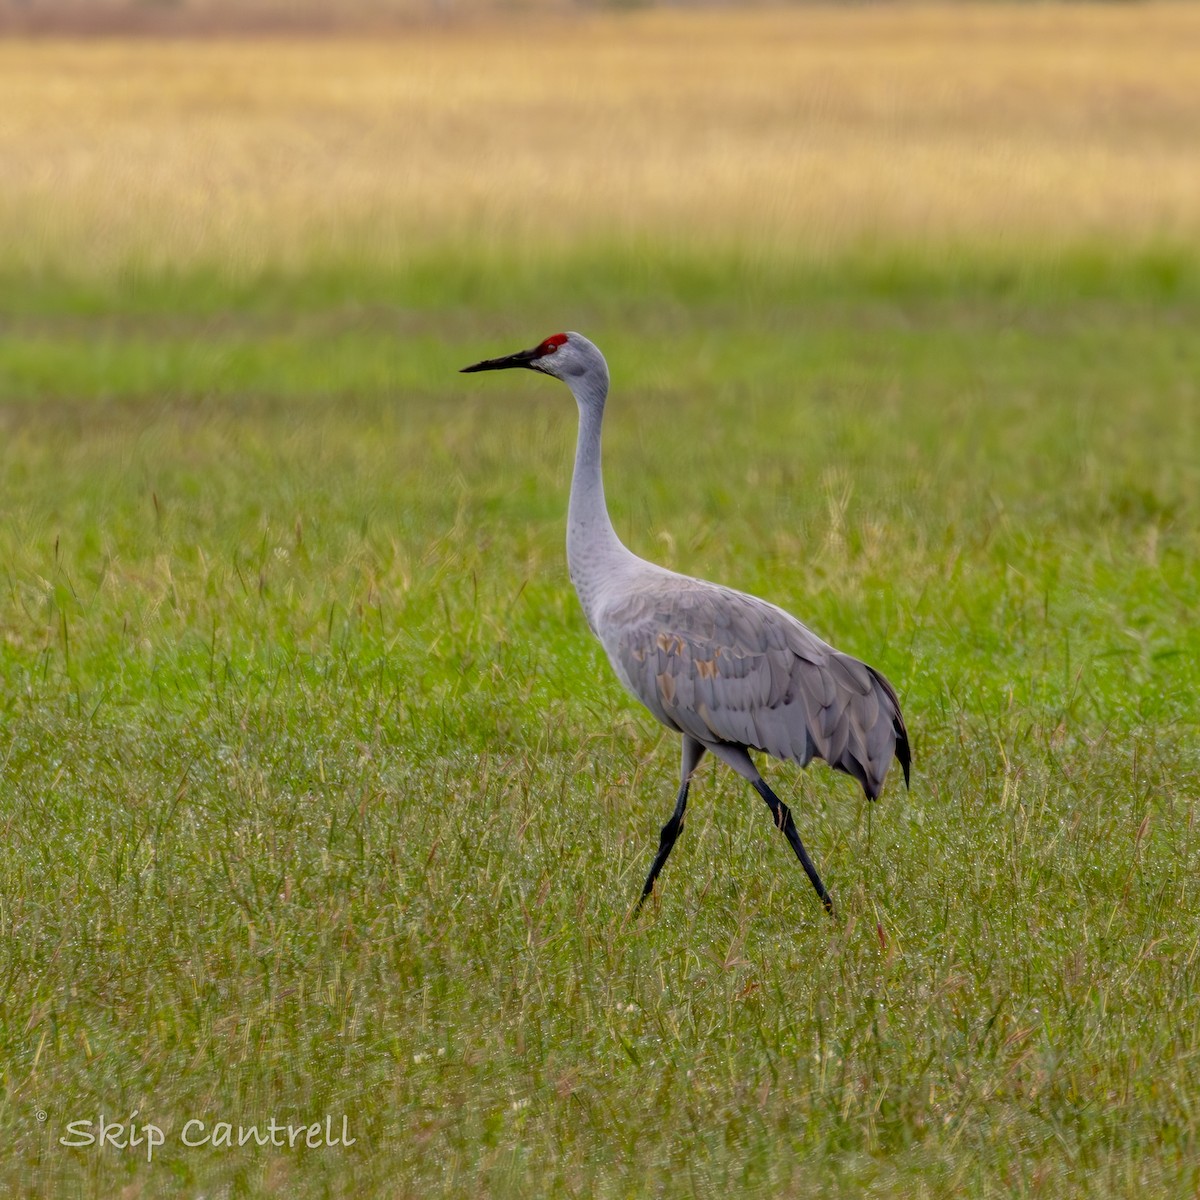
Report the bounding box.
[460,345,541,373]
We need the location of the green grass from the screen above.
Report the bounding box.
[3,245,1200,1198]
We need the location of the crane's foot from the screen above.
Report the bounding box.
[752,778,836,916]
[635,780,690,912]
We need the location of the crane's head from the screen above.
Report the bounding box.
[460,331,608,392]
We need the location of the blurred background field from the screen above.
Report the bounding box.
[2,3,1200,279]
[3,5,1200,1199]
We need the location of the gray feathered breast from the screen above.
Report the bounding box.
[597,576,910,800]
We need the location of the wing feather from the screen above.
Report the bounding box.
[601,575,908,800]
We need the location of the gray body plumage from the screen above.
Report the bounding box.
[591,568,906,800]
[462,330,909,912]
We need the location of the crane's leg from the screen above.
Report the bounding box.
[637,736,706,909]
[752,777,835,916]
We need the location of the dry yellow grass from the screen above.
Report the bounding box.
[2,4,1199,273]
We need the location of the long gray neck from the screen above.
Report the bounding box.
[565,372,636,629]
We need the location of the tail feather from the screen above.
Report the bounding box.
[866,664,911,792]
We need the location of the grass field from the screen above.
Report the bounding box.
[4,6,1200,1198]
[3,4,1200,277]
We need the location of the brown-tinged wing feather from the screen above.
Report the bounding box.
[601,578,908,800]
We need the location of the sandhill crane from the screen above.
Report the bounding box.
[461,332,909,915]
